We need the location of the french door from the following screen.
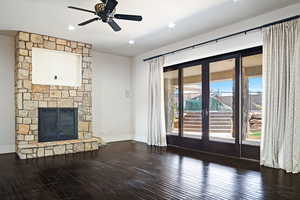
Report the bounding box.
[165,47,262,160]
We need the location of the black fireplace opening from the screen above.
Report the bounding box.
[38,108,78,142]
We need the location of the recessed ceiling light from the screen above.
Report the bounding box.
[168,22,176,29]
[128,40,135,45]
[68,25,75,31]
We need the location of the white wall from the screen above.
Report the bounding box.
[132,3,300,143]
[92,51,133,143]
[0,35,15,153]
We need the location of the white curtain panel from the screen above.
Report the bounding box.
[147,57,167,146]
[261,18,300,173]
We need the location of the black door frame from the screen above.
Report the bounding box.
[164,46,262,160]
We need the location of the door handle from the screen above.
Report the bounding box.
[205,109,209,116]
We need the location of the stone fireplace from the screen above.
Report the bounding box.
[15,32,99,159]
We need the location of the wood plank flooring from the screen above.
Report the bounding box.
[0,141,300,200]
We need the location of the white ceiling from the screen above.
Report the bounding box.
[0,0,299,56]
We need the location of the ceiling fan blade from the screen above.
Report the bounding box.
[100,0,107,3]
[78,18,99,26]
[114,14,142,21]
[68,6,96,14]
[105,0,118,13]
[108,19,121,32]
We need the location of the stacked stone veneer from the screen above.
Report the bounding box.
[15,32,99,159]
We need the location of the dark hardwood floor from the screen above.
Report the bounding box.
[0,141,300,200]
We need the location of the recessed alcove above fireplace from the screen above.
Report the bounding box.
[32,48,82,87]
[38,108,78,142]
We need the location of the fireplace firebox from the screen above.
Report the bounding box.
[38,108,78,142]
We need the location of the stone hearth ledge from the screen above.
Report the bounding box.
[18,138,101,159]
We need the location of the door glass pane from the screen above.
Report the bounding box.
[242,54,262,145]
[164,70,179,135]
[183,65,202,139]
[209,58,235,142]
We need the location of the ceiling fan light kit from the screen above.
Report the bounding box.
[68,0,143,32]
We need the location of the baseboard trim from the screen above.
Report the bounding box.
[107,140,134,144]
[0,144,15,154]
[134,137,147,143]
[104,137,134,143]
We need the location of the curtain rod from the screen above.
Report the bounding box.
[143,15,300,62]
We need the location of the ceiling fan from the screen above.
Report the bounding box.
[68,0,143,32]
